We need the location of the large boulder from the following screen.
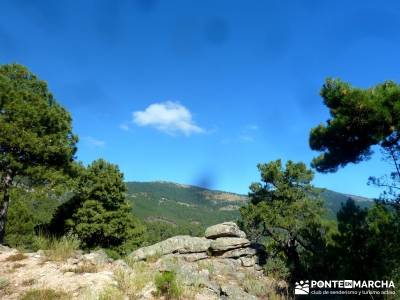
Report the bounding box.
[240,256,257,267]
[82,249,112,265]
[161,252,209,263]
[179,252,209,262]
[205,222,246,239]
[210,237,250,252]
[129,236,211,261]
[212,258,242,273]
[220,247,257,258]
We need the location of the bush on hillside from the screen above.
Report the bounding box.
[5,198,35,249]
[154,271,182,300]
[49,159,145,255]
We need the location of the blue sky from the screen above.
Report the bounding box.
[1,0,400,197]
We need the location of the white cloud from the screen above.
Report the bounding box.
[238,135,255,143]
[119,123,130,131]
[246,124,259,130]
[82,136,105,147]
[133,101,204,136]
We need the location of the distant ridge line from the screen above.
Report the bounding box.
[125,180,372,202]
[125,180,248,197]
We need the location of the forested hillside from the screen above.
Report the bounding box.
[126,181,245,228]
[126,181,372,227]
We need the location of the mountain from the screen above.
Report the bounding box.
[320,189,373,219]
[126,181,246,228]
[126,181,373,228]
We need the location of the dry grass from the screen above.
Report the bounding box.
[19,288,71,300]
[111,261,154,298]
[123,255,137,268]
[4,252,27,262]
[180,286,201,300]
[242,273,270,298]
[268,291,290,300]
[4,266,16,274]
[21,278,37,286]
[198,260,215,277]
[43,235,80,262]
[64,262,98,274]
[145,250,163,263]
[98,285,125,300]
[243,276,290,300]
[12,262,26,269]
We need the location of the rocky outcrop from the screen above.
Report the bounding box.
[130,236,211,260]
[205,222,246,239]
[220,247,257,258]
[210,237,250,252]
[130,222,261,269]
[82,249,113,265]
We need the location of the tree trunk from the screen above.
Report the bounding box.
[0,173,12,244]
[286,236,302,292]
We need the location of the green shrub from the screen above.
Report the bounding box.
[0,277,9,290]
[32,233,51,251]
[103,248,120,260]
[49,160,146,255]
[143,221,204,246]
[390,266,400,300]
[4,197,35,249]
[154,270,182,300]
[264,257,290,280]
